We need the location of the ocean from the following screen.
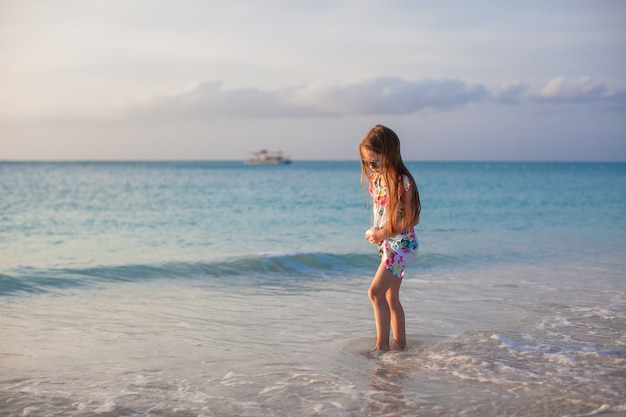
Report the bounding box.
[1,161,625,417]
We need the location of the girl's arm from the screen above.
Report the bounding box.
[365,181,419,244]
[400,185,420,229]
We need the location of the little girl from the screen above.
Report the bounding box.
[359,125,421,354]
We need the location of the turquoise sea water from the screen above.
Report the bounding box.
[1,161,625,416]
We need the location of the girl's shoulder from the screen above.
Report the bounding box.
[399,174,414,192]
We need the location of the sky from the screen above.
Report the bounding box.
[1,0,625,161]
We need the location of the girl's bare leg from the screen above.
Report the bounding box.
[386,280,406,350]
[368,263,404,351]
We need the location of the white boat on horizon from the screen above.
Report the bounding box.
[244,149,291,165]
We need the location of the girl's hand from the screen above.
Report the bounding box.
[365,227,386,244]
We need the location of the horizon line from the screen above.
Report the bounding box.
[1,159,625,164]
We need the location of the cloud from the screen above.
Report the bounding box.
[126,81,330,120]
[529,76,626,111]
[122,77,626,122]
[2,76,624,125]
[536,77,612,102]
[122,77,489,122]
[292,77,489,115]
[493,81,530,104]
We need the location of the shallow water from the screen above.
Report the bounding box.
[1,161,625,416]
[2,264,624,416]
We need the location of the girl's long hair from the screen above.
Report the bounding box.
[359,125,421,235]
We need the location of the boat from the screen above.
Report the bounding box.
[244,149,291,165]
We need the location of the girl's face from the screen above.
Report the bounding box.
[361,149,382,173]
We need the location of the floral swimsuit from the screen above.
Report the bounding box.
[369,173,419,278]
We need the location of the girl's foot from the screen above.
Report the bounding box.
[358,348,388,359]
[370,348,389,358]
[391,340,406,351]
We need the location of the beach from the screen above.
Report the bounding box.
[1,161,625,416]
